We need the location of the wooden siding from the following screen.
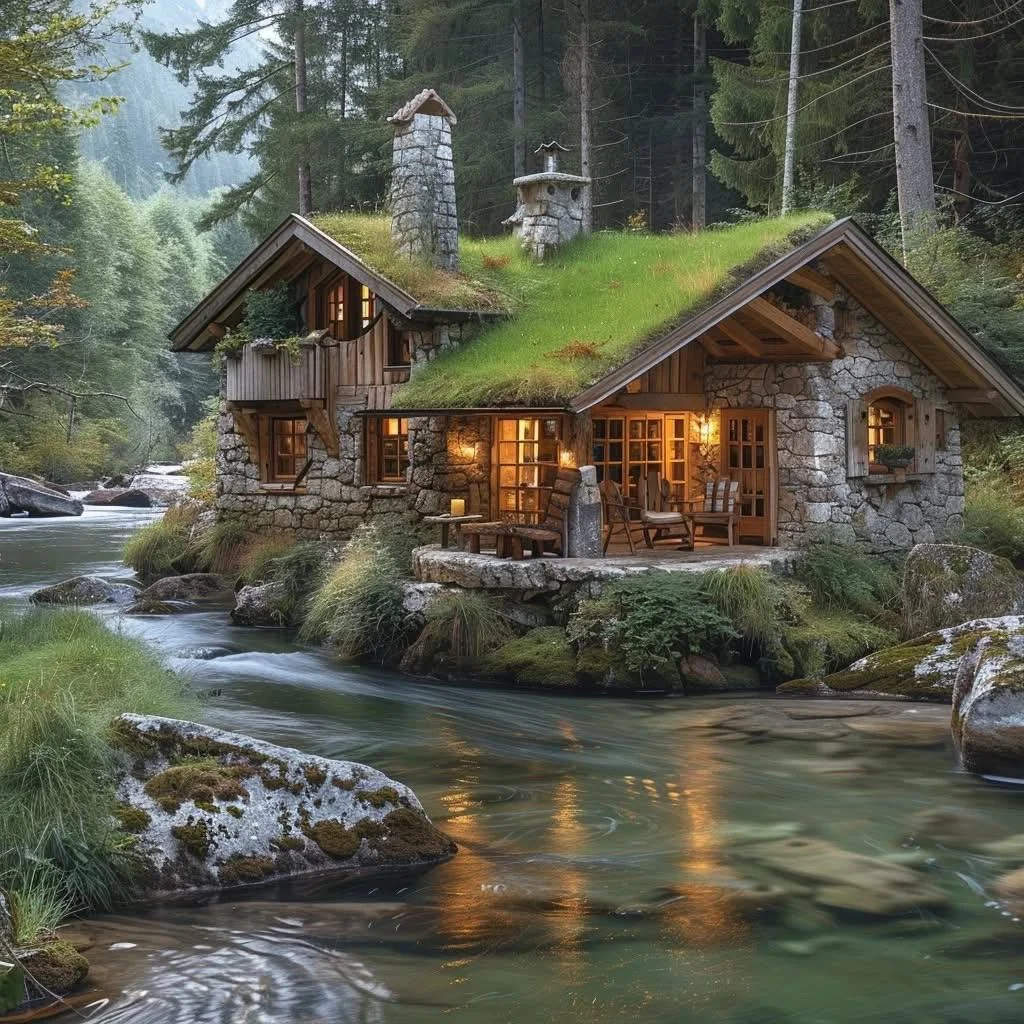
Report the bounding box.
[338,317,393,388]
[636,345,705,394]
[226,344,328,403]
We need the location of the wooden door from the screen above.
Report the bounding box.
[721,409,776,545]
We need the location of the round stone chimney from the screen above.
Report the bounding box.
[503,141,591,261]
[387,89,459,271]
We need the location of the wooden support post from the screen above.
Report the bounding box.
[715,318,766,357]
[300,399,339,456]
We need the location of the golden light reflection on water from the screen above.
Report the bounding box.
[548,775,588,983]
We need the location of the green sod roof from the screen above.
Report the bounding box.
[314,211,832,408]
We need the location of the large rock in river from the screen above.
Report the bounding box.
[903,543,1024,633]
[31,575,139,606]
[231,581,286,627]
[778,616,1024,701]
[0,471,82,517]
[127,573,235,613]
[951,631,1024,777]
[82,487,152,508]
[112,715,456,894]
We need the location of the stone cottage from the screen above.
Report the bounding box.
[169,90,1024,554]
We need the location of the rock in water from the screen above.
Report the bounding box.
[778,616,1024,700]
[111,715,456,895]
[903,543,1024,633]
[127,573,235,613]
[952,631,1024,777]
[82,487,152,508]
[231,582,286,627]
[30,575,139,606]
[0,471,83,517]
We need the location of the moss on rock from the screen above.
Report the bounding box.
[782,612,898,680]
[484,627,578,688]
[217,855,277,887]
[114,804,152,833]
[172,818,213,859]
[144,760,249,811]
[20,941,89,995]
[372,809,458,864]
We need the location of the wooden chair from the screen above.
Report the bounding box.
[687,477,740,546]
[599,478,639,554]
[640,469,692,549]
[461,467,581,558]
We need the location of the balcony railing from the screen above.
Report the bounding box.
[225,342,327,403]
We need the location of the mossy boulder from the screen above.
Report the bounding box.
[30,575,139,606]
[952,631,1024,777]
[903,543,1024,634]
[231,582,287,627]
[778,616,1024,701]
[127,573,234,613]
[484,627,578,688]
[18,941,89,995]
[112,714,456,895]
[781,612,898,680]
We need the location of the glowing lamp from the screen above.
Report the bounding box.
[450,498,466,517]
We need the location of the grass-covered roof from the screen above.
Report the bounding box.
[313,211,832,408]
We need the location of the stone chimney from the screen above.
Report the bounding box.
[387,89,459,271]
[503,141,591,261]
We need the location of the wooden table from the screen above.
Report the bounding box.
[424,513,484,549]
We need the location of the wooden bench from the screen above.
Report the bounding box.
[460,467,581,558]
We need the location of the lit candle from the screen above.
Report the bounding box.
[450,498,466,517]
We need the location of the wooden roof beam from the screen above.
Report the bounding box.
[946,388,999,404]
[715,317,767,357]
[786,266,837,303]
[746,297,841,359]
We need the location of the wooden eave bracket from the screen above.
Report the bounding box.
[785,266,837,303]
[746,296,841,359]
[300,398,340,457]
[226,402,260,462]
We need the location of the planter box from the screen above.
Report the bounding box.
[226,342,327,402]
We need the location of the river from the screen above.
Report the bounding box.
[3,510,1024,1023]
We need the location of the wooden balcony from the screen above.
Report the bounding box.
[225,342,328,403]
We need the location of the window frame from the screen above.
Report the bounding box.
[267,415,309,483]
[495,416,562,522]
[865,386,915,475]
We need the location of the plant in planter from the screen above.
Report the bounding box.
[875,445,916,471]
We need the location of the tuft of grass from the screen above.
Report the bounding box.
[260,540,328,625]
[959,472,1024,561]
[698,564,787,652]
[418,591,513,663]
[791,538,900,618]
[0,609,197,921]
[9,866,74,946]
[300,525,409,661]
[349,211,833,408]
[191,519,249,575]
[239,535,298,583]
[123,503,201,580]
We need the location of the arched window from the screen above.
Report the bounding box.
[867,393,911,471]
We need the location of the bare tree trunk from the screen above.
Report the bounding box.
[691,13,707,230]
[537,0,545,102]
[890,0,935,254]
[578,0,593,232]
[781,0,803,215]
[294,0,313,216]
[513,0,527,178]
[952,123,971,223]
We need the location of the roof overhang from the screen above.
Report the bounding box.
[569,218,1024,418]
[168,215,502,353]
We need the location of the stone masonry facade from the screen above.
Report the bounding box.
[705,291,965,553]
[216,292,965,554]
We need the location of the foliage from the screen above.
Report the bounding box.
[484,627,578,689]
[387,212,830,407]
[568,572,738,683]
[179,403,218,503]
[191,519,249,575]
[256,540,328,625]
[300,525,409,661]
[239,284,303,341]
[239,535,299,584]
[697,564,788,653]
[418,591,513,664]
[791,538,900,618]
[0,411,131,483]
[874,445,916,469]
[959,471,1024,562]
[123,503,201,579]
[782,611,899,680]
[0,609,196,919]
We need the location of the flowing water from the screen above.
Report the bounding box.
[4,511,1024,1023]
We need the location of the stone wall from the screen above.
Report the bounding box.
[216,397,492,540]
[705,293,965,552]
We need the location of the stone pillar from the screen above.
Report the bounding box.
[568,465,602,558]
[387,90,459,270]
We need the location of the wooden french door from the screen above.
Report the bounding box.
[720,409,776,545]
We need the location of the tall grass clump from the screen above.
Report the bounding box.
[239,535,298,583]
[0,609,197,926]
[123,503,201,580]
[698,564,787,653]
[300,525,409,661]
[791,537,899,618]
[959,471,1024,562]
[260,541,328,625]
[419,591,513,663]
[190,519,249,575]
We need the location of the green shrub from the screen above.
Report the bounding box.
[791,538,899,617]
[0,610,196,919]
[300,526,408,661]
[419,591,513,664]
[568,572,738,683]
[179,404,218,503]
[485,627,578,688]
[959,472,1024,561]
[123,504,201,580]
[240,284,303,339]
[239,535,298,583]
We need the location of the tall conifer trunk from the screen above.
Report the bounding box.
[294,0,312,215]
[513,0,527,178]
[890,0,935,254]
[578,0,593,232]
[691,13,706,230]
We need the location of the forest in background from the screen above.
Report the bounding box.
[5,0,1024,483]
